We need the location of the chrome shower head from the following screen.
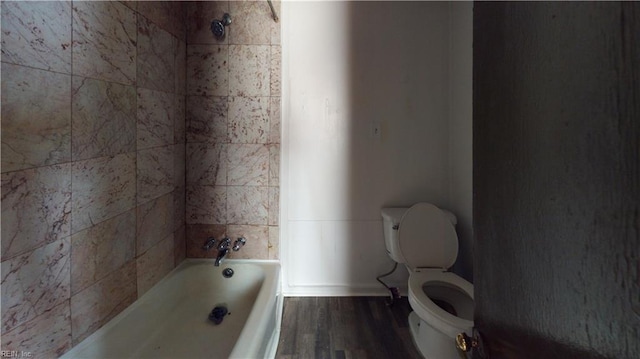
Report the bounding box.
[211,13,231,39]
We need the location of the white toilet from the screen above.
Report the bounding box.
[381,203,474,359]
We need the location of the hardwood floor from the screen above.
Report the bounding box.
[275,297,423,359]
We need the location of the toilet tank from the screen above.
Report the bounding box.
[381,206,458,264]
[381,208,410,263]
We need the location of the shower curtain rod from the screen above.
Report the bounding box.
[267,0,279,23]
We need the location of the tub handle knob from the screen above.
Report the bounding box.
[233,237,247,251]
[203,237,217,251]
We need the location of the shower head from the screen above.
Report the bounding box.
[211,13,231,40]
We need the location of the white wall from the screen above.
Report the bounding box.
[281,1,472,295]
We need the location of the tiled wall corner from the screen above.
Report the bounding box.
[1,1,187,356]
[185,1,281,260]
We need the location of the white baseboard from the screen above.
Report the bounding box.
[282,284,408,297]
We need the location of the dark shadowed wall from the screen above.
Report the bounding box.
[473,2,639,358]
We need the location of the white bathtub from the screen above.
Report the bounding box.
[63,259,282,359]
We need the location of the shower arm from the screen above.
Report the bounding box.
[267,0,279,23]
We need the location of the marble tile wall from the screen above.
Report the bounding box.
[185,1,281,260]
[1,1,186,356]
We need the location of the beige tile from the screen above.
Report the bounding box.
[269,0,281,45]
[270,45,281,96]
[227,144,269,186]
[1,164,71,260]
[1,63,71,173]
[0,302,71,357]
[268,226,279,260]
[269,97,281,144]
[187,45,229,97]
[228,96,269,143]
[136,233,174,296]
[186,96,229,143]
[1,238,70,333]
[186,185,227,224]
[174,142,186,190]
[121,1,137,12]
[268,187,280,226]
[229,45,270,97]
[137,145,175,204]
[137,14,176,93]
[175,40,187,95]
[1,1,72,73]
[186,1,229,45]
[186,143,227,186]
[174,186,186,232]
[136,193,174,256]
[175,94,186,145]
[227,225,269,259]
[70,261,136,345]
[186,224,227,258]
[227,186,268,225]
[137,88,175,150]
[72,76,136,161]
[269,144,281,187]
[174,225,186,266]
[72,1,136,84]
[229,1,272,45]
[71,210,136,295]
[71,153,136,234]
[138,1,185,39]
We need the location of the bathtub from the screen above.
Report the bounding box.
[63,259,282,359]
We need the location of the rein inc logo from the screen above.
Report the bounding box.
[1,351,32,358]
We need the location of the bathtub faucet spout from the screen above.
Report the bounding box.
[215,237,231,266]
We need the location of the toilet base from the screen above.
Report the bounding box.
[408,311,466,359]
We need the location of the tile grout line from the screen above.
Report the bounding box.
[69,0,75,346]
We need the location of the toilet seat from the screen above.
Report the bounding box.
[397,203,458,271]
[408,270,474,337]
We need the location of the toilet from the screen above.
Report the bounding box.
[381,203,474,359]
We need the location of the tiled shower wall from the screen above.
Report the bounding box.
[184,1,281,259]
[1,1,186,356]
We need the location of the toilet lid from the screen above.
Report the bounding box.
[397,203,458,270]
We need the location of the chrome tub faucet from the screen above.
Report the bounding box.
[215,237,232,266]
[207,236,246,266]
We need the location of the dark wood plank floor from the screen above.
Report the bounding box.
[275,297,423,359]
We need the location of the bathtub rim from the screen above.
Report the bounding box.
[63,258,282,359]
[228,259,282,358]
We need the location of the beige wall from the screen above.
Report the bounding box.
[184,1,281,260]
[1,1,186,355]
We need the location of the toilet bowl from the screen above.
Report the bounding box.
[381,203,474,359]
